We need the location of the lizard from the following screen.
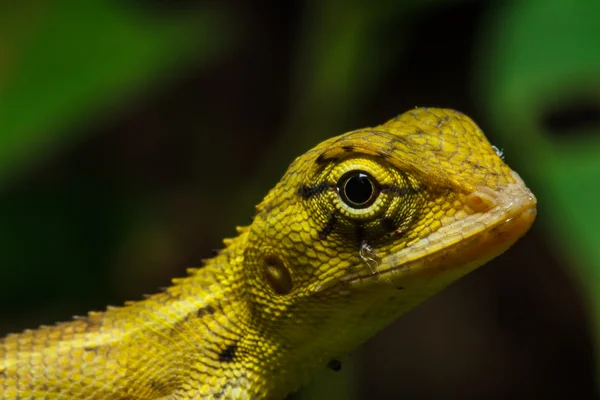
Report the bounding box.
[0,108,537,399]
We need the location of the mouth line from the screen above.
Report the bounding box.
[321,172,537,291]
[348,205,536,284]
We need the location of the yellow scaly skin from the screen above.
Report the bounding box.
[0,108,537,399]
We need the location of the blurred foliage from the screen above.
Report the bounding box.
[0,0,235,333]
[0,0,599,399]
[0,1,230,183]
[477,0,600,386]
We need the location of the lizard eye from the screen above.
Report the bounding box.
[337,171,380,209]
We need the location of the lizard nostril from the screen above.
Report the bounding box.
[264,254,293,295]
[466,191,496,213]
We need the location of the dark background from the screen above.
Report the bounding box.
[1,1,599,398]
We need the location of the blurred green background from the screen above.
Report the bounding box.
[1,0,599,398]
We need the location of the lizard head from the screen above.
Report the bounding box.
[240,107,536,384]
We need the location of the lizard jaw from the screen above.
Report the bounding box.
[330,170,537,290]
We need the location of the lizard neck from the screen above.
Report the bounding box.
[97,228,324,399]
[120,233,256,398]
[0,232,255,399]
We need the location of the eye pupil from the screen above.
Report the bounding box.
[338,171,379,208]
[345,173,373,204]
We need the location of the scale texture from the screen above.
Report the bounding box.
[0,108,537,399]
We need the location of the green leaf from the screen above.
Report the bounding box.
[0,1,232,183]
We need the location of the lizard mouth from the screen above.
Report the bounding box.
[329,171,537,291]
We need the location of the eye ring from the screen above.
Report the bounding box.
[337,170,380,209]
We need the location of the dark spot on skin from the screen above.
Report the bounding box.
[396,286,405,290]
[197,305,216,318]
[219,343,237,362]
[297,182,332,199]
[381,217,396,233]
[328,359,342,372]
[341,145,354,152]
[319,211,338,240]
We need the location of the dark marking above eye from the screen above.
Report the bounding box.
[319,211,338,240]
[341,145,354,152]
[315,153,329,164]
[327,359,342,372]
[297,182,332,199]
[219,343,237,362]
